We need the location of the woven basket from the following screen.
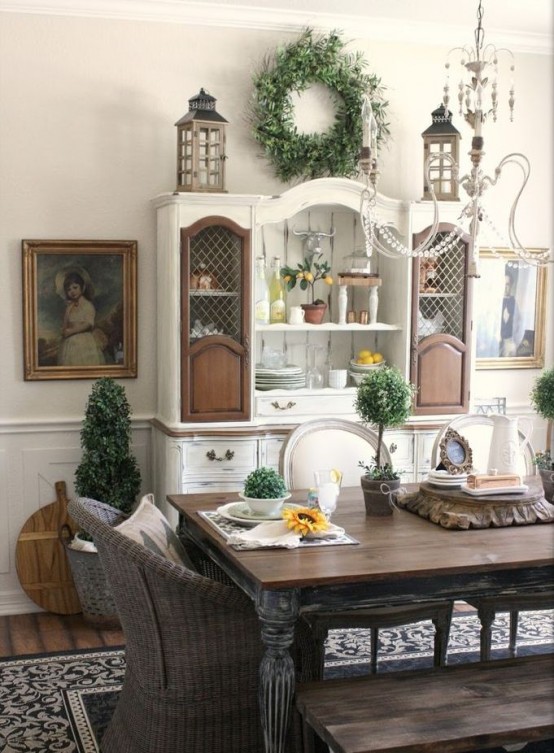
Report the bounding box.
[61,526,120,628]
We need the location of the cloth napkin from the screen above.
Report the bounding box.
[226,520,345,550]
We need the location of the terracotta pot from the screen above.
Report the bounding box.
[301,303,327,325]
[360,475,400,517]
[539,468,554,503]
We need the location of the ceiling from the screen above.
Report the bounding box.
[1,0,552,53]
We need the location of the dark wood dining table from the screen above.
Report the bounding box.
[168,484,554,753]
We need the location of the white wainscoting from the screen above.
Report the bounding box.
[0,419,152,616]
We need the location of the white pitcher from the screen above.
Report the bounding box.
[487,414,533,475]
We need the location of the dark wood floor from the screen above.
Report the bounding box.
[0,612,125,658]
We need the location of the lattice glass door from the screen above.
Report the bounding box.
[187,225,242,343]
[411,224,473,415]
[181,218,251,423]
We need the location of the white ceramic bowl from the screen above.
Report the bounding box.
[349,359,386,372]
[349,370,367,386]
[238,492,291,516]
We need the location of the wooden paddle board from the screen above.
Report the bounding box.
[15,480,82,614]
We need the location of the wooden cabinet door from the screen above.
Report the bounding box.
[410,223,473,415]
[181,217,251,422]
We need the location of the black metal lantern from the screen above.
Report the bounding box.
[421,104,461,201]
[175,88,228,193]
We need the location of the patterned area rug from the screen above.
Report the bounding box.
[0,610,552,753]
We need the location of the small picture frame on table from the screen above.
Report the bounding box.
[22,239,137,380]
[439,428,473,475]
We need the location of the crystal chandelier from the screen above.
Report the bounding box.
[360,0,553,275]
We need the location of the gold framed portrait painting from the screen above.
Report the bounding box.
[22,239,137,380]
[475,249,547,370]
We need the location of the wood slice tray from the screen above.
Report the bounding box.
[397,479,554,530]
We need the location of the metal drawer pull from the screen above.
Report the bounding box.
[206,449,235,462]
[270,401,296,411]
[389,443,397,454]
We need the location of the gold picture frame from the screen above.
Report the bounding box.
[475,248,547,369]
[439,428,473,475]
[22,239,137,380]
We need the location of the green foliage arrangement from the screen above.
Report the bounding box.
[281,257,333,304]
[534,451,554,472]
[250,28,390,182]
[530,367,554,423]
[243,467,288,499]
[354,365,416,478]
[531,366,554,459]
[75,377,141,515]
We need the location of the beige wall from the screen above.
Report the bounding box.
[0,10,552,611]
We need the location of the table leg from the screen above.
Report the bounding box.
[257,589,299,753]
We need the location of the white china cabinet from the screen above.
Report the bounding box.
[152,178,466,514]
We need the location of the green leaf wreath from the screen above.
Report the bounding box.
[250,28,390,182]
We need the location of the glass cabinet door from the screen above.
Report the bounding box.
[411,224,473,415]
[181,218,251,422]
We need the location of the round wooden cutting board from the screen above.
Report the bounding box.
[15,480,82,614]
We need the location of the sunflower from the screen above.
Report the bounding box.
[282,506,328,537]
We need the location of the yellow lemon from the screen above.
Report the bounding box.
[330,468,343,486]
[296,271,304,279]
[360,355,375,364]
[373,352,384,363]
[358,349,372,359]
[324,275,333,285]
[304,271,314,282]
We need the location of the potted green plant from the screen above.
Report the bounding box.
[281,257,333,324]
[66,377,141,626]
[530,367,554,502]
[354,365,416,516]
[240,466,290,516]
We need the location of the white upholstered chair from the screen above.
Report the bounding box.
[430,413,552,660]
[280,418,453,676]
[430,412,537,476]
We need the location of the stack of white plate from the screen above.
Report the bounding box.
[255,364,305,391]
[348,359,385,386]
[426,469,468,489]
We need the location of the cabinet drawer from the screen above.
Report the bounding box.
[184,439,257,471]
[256,391,356,418]
[384,431,414,471]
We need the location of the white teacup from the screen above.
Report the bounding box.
[288,306,305,325]
[328,369,348,389]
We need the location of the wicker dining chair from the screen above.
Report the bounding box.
[280,418,454,677]
[67,496,314,753]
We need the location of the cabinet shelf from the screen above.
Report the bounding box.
[190,290,239,297]
[256,322,401,332]
[419,292,458,299]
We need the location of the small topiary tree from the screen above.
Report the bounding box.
[75,377,141,514]
[354,365,416,479]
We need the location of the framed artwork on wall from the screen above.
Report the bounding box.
[475,248,547,370]
[22,239,137,380]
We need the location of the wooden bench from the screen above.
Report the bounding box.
[295,654,554,753]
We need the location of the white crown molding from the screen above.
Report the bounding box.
[1,0,551,55]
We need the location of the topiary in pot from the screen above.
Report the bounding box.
[67,378,142,627]
[354,365,415,515]
[530,367,554,502]
[75,377,141,514]
[241,466,290,516]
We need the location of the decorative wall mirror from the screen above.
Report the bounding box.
[439,428,473,474]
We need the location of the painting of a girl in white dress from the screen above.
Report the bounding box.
[22,239,137,380]
[57,269,105,366]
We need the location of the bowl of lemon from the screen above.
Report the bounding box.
[349,350,385,384]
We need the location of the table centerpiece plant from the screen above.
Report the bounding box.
[280,257,333,324]
[530,366,554,502]
[354,365,416,516]
[241,466,291,516]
